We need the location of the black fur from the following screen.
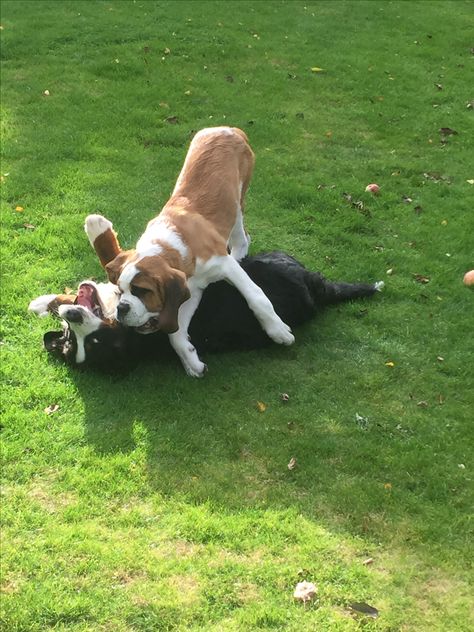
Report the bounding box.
[44,251,380,372]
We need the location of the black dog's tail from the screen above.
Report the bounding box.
[306,271,384,308]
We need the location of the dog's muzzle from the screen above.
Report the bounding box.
[62,307,84,324]
[117,302,131,321]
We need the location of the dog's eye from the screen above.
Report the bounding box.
[131,286,150,298]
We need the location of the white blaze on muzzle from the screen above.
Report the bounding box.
[116,263,159,328]
[57,304,104,364]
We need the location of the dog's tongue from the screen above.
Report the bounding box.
[76,283,96,309]
[75,283,103,317]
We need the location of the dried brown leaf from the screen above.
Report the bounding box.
[44,404,60,415]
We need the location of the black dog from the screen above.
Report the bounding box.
[31,252,383,372]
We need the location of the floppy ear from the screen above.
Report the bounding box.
[44,330,67,352]
[158,272,191,334]
[105,251,134,284]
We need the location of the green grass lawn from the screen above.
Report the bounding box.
[1,0,473,629]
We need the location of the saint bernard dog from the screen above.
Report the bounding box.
[84,126,295,377]
[29,251,384,373]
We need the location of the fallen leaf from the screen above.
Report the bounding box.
[44,404,60,415]
[15,206,24,212]
[413,273,430,284]
[417,401,429,408]
[385,361,395,367]
[423,171,451,183]
[43,89,50,96]
[310,66,324,72]
[434,83,443,90]
[362,558,374,565]
[280,393,290,402]
[294,581,317,603]
[437,356,444,362]
[165,116,179,124]
[439,127,458,136]
[349,602,379,618]
[287,457,297,470]
[23,223,35,230]
[384,482,392,491]
[256,401,266,413]
[163,47,171,54]
[438,394,445,405]
[467,179,474,185]
[402,195,413,203]
[441,219,448,225]
[355,413,369,429]
[386,268,393,276]
[458,463,466,469]
[184,90,191,95]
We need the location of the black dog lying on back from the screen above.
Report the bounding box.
[29,251,383,372]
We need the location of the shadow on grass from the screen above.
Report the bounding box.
[60,308,470,570]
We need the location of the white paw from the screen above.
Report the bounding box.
[184,360,208,378]
[84,214,113,246]
[266,321,295,346]
[28,294,58,317]
[374,281,385,292]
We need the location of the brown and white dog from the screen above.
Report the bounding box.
[29,253,384,371]
[84,127,294,376]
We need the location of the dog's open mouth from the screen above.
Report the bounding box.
[135,317,160,334]
[75,282,104,318]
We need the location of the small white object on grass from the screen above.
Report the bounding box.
[293,581,317,603]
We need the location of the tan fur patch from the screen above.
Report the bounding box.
[93,227,122,268]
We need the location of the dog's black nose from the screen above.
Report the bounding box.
[64,308,83,324]
[117,302,131,320]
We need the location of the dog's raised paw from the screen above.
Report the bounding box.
[374,281,385,292]
[84,214,114,245]
[28,294,58,317]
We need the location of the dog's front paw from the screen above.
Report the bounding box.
[84,214,114,245]
[184,361,208,378]
[28,294,58,317]
[267,321,295,346]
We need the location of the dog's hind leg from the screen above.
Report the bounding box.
[221,256,295,345]
[228,209,250,261]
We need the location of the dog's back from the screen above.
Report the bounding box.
[188,252,381,352]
